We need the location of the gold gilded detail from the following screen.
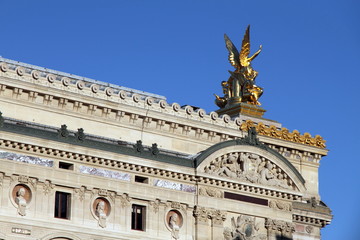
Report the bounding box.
[240,120,326,148]
[215,25,263,108]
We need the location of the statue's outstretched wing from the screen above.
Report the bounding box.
[240,25,251,67]
[240,25,262,66]
[224,34,240,69]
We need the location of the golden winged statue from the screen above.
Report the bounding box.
[215,25,263,108]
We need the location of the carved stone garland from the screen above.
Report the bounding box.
[203,152,294,190]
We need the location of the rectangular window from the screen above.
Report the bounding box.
[54,191,71,219]
[135,175,148,184]
[59,161,74,170]
[131,204,146,231]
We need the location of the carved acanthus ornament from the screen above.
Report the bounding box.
[167,201,187,212]
[223,214,266,240]
[119,193,131,207]
[241,120,326,148]
[269,200,292,212]
[265,218,295,238]
[209,209,226,226]
[149,199,161,213]
[43,180,55,195]
[74,186,86,201]
[204,152,294,190]
[12,175,37,189]
[193,206,210,223]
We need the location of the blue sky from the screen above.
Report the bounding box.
[1,1,359,239]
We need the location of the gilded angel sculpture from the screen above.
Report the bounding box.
[215,25,263,108]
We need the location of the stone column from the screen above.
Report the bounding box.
[209,209,226,240]
[193,206,210,240]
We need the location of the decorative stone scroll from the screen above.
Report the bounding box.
[223,214,266,240]
[203,152,294,190]
[241,120,326,148]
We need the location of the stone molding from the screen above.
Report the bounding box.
[0,67,327,156]
[0,137,303,201]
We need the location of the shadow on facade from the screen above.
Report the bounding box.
[276,236,292,240]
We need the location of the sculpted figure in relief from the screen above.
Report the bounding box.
[96,200,107,228]
[15,187,27,216]
[169,213,180,240]
[204,152,292,190]
[223,215,266,240]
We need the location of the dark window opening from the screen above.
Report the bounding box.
[135,175,148,184]
[54,191,71,219]
[59,161,74,170]
[131,204,146,231]
[224,192,268,206]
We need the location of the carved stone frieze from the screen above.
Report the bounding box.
[269,200,292,212]
[224,214,266,240]
[199,186,223,198]
[204,152,294,190]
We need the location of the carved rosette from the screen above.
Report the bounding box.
[203,152,294,190]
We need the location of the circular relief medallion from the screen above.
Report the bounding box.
[93,197,111,217]
[12,184,32,203]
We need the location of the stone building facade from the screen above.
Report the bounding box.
[0,57,332,239]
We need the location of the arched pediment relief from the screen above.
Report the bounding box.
[196,142,306,192]
[40,232,81,240]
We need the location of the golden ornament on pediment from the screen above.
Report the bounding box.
[240,120,326,148]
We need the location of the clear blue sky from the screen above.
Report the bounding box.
[1,1,359,239]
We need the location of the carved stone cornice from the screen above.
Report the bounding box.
[241,120,326,149]
[0,136,303,201]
